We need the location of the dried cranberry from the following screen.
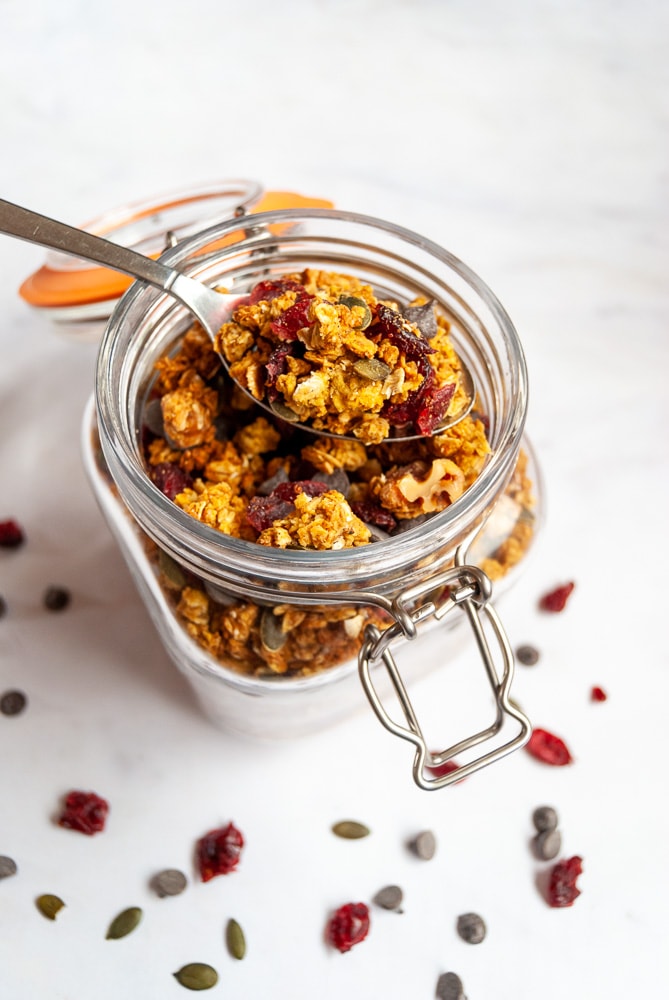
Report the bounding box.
[265,343,295,400]
[539,581,575,612]
[270,295,314,340]
[375,303,434,361]
[196,822,244,881]
[547,856,583,907]
[58,790,109,835]
[349,502,397,532]
[0,519,25,549]
[591,686,608,702]
[426,758,466,783]
[246,480,329,531]
[248,278,305,305]
[526,728,573,766]
[151,463,193,501]
[326,902,370,953]
[415,380,456,435]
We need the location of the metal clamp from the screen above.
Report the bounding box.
[358,550,531,790]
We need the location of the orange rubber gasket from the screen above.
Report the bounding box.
[19,190,333,309]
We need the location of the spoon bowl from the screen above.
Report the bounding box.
[0,198,474,442]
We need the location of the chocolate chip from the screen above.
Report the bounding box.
[151,868,188,897]
[516,644,540,666]
[436,971,467,1000]
[534,828,562,861]
[373,885,404,911]
[532,805,558,833]
[0,690,27,717]
[43,586,71,612]
[456,911,486,944]
[402,300,438,339]
[0,855,17,879]
[0,596,7,618]
[410,829,436,860]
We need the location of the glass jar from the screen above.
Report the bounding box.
[87,208,541,789]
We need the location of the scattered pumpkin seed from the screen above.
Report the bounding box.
[338,294,372,329]
[331,820,371,840]
[353,358,392,381]
[260,607,287,652]
[158,550,187,590]
[106,905,143,939]
[269,399,300,422]
[226,918,246,960]
[0,855,17,879]
[173,963,219,991]
[151,868,188,898]
[373,884,404,911]
[36,894,65,920]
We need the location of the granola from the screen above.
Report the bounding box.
[134,269,535,677]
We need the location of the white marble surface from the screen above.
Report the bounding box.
[1,1,668,997]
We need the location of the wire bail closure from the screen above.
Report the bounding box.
[358,548,531,790]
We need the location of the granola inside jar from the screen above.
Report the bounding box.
[89,209,539,782]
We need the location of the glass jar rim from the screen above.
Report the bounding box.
[96,207,528,594]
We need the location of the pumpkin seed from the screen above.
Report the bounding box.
[260,607,287,651]
[158,549,187,590]
[226,918,246,960]
[106,906,143,940]
[353,358,392,382]
[338,295,372,329]
[331,820,371,840]
[36,894,65,920]
[269,399,300,422]
[173,963,219,991]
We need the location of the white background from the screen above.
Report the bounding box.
[1,1,668,997]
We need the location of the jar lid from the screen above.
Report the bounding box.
[18,181,333,330]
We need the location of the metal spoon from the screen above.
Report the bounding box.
[0,197,474,441]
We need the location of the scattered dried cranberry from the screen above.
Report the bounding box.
[326,902,370,953]
[591,686,608,702]
[248,278,305,305]
[539,581,575,612]
[526,728,573,766]
[270,295,314,340]
[349,501,397,532]
[547,856,583,907]
[0,519,25,549]
[196,822,244,881]
[246,480,329,531]
[58,790,109,835]
[426,757,466,782]
[151,463,193,501]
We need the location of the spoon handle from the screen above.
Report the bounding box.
[0,197,178,293]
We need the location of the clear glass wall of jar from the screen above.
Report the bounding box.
[90,209,539,788]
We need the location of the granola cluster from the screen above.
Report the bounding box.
[214,269,470,445]
[136,270,534,677]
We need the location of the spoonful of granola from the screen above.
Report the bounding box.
[0,198,474,445]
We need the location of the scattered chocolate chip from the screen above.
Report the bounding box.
[0,595,7,618]
[0,855,17,879]
[0,689,27,717]
[410,829,436,860]
[532,805,558,833]
[516,644,540,666]
[436,971,467,1000]
[456,911,486,944]
[43,586,71,612]
[151,868,188,897]
[373,885,404,911]
[534,828,562,861]
[0,519,25,549]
